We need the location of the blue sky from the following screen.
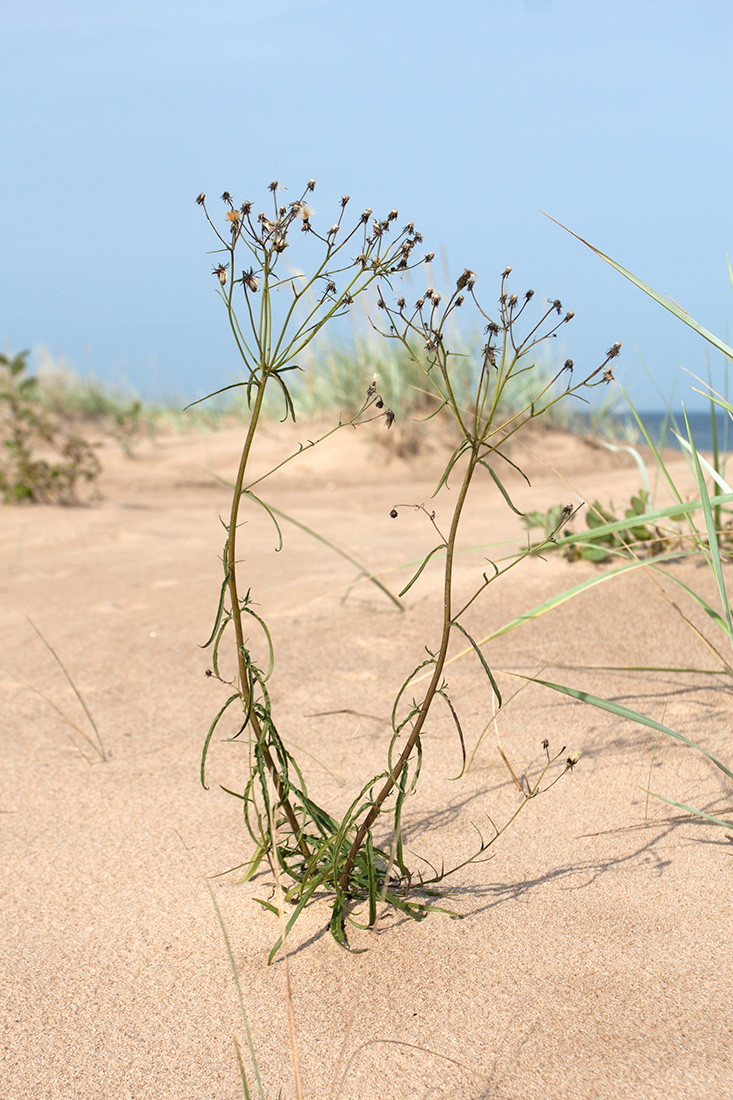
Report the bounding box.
[2,0,732,411]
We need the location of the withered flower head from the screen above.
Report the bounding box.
[390,508,398,518]
[279,205,287,217]
[243,269,259,292]
[542,738,549,750]
[424,252,435,263]
[416,298,425,309]
[269,180,278,192]
[564,359,574,372]
[486,321,500,335]
[327,224,339,237]
[367,373,379,397]
[425,288,434,300]
[602,368,614,384]
[241,201,252,215]
[397,296,406,310]
[273,237,288,253]
[455,295,465,306]
[307,179,316,191]
[300,205,313,221]
[502,266,512,277]
[384,409,395,428]
[403,222,415,234]
[196,192,206,205]
[361,208,372,223]
[343,293,354,304]
[525,289,534,300]
[341,195,350,206]
[225,210,240,224]
[508,294,518,308]
[355,253,367,268]
[566,751,582,770]
[326,280,336,294]
[212,263,228,286]
[388,209,398,221]
[551,299,562,314]
[431,292,442,305]
[456,269,473,291]
[564,311,575,322]
[221,192,233,204]
[607,342,622,358]
[375,396,384,408]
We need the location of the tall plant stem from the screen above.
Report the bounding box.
[228,372,309,859]
[338,446,479,890]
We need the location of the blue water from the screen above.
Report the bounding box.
[595,409,733,455]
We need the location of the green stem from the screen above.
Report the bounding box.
[338,446,480,891]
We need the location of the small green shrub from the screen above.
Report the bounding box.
[0,350,101,503]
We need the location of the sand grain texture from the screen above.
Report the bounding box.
[2,424,731,1099]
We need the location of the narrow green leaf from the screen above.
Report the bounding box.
[398,543,445,597]
[451,620,502,707]
[645,791,732,830]
[201,693,241,789]
[481,461,525,516]
[523,675,733,779]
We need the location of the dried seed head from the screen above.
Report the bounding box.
[502,266,512,277]
[397,296,406,310]
[388,209,398,221]
[279,205,287,217]
[564,359,574,372]
[390,508,398,519]
[551,299,562,314]
[225,210,240,224]
[341,194,350,206]
[456,269,473,291]
[455,295,465,306]
[416,298,425,309]
[343,294,354,305]
[221,192,233,204]
[403,222,415,234]
[424,252,435,263]
[326,280,336,295]
[307,179,316,191]
[566,751,582,770]
[431,292,442,305]
[212,263,228,286]
[361,208,373,223]
[241,201,252,216]
[425,288,434,300]
[602,368,614,383]
[486,321,500,335]
[525,289,534,300]
[355,253,367,268]
[564,311,574,322]
[607,341,622,358]
[375,396,384,409]
[269,180,279,192]
[196,192,206,205]
[273,237,288,253]
[384,409,395,428]
[542,738,549,751]
[327,224,339,237]
[508,294,518,308]
[243,269,259,292]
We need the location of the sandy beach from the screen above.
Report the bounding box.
[2,419,731,1099]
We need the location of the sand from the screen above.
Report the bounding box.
[1,420,731,1099]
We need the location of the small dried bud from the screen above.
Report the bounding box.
[502,266,512,277]
[279,205,287,217]
[508,294,518,308]
[403,222,415,234]
[341,194,350,206]
[456,269,473,291]
[301,219,311,233]
[361,208,373,223]
[307,179,316,191]
[196,192,206,205]
[205,668,213,677]
[221,192,233,204]
[542,738,549,750]
[425,288,434,300]
[607,342,622,358]
[243,269,259,292]
[327,225,339,237]
[274,237,288,253]
[241,201,252,216]
[467,278,476,290]
[390,508,398,519]
[566,751,582,770]
[384,409,395,429]
[326,280,336,295]
[416,298,425,310]
[397,297,406,310]
[564,311,574,322]
[343,294,354,305]
[602,368,614,383]
[455,295,464,306]
[269,180,278,192]
[388,209,399,221]
[375,396,384,409]
[525,289,534,300]
[551,299,562,314]
[366,376,378,398]
[564,359,574,372]
[413,231,423,243]
[355,253,367,268]
[486,321,500,335]
[212,263,228,286]
[431,292,442,305]
[377,295,386,309]
[424,252,435,263]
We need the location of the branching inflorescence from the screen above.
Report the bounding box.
[197,180,620,953]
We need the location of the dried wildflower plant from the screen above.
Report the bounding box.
[196,181,617,953]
